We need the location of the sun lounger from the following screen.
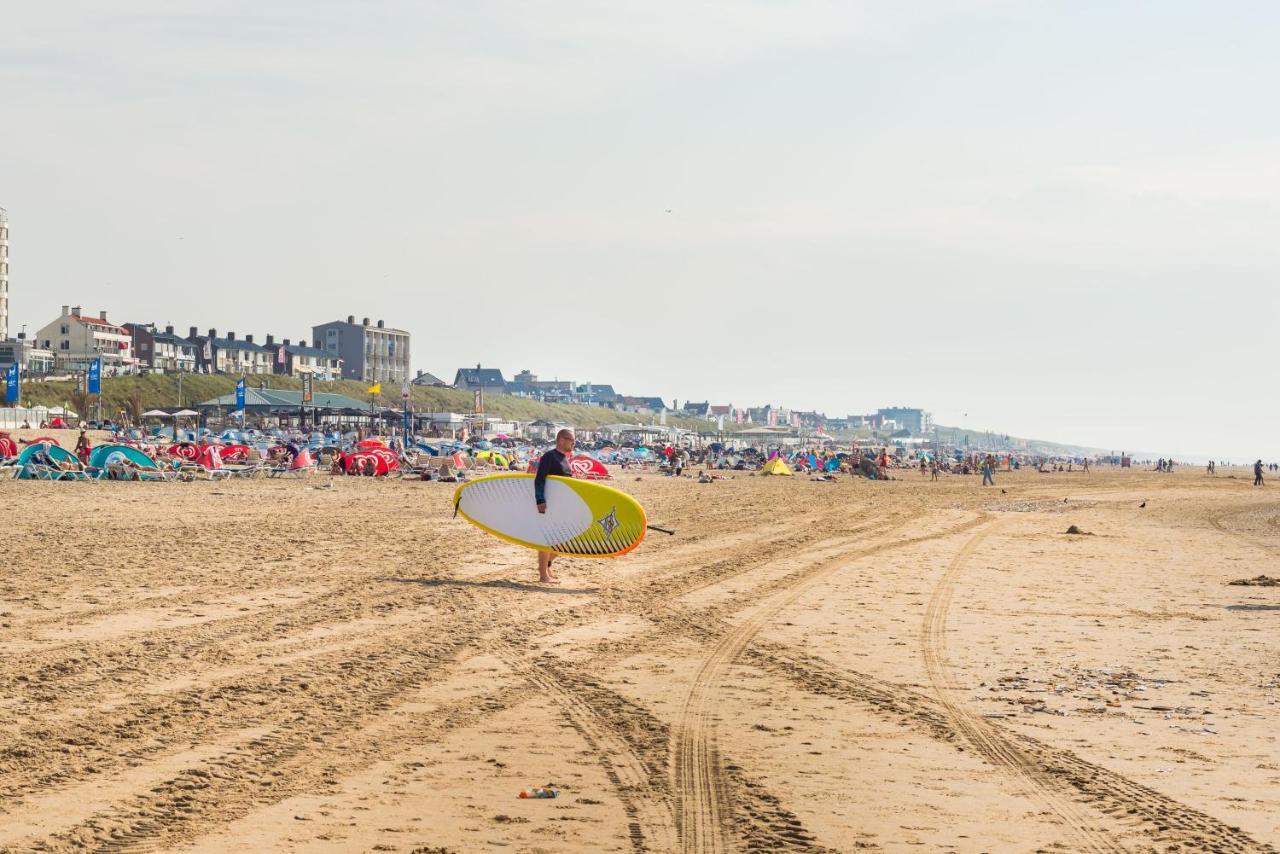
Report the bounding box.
[176,463,233,481]
[223,462,267,479]
[102,461,176,481]
[266,463,314,478]
[28,464,93,481]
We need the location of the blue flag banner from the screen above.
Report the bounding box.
[4,363,18,403]
[235,378,246,411]
[87,357,102,394]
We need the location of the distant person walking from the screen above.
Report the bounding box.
[534,429,576,583]
[1254,459,1265,487]
[1207,460,1216,476]
[981,455,995,487]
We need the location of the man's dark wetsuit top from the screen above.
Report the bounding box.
[534,448,572,505]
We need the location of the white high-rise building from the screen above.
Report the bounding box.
[0,208,8,341]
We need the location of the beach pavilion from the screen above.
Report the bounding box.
[195,388,372,429]
[597,423,698,447]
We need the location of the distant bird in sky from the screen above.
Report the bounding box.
[664,209,672,213]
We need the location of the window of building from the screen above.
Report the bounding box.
[60,324,69,334]
[60,341,69,350]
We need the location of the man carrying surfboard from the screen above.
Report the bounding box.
[534,429,576,583]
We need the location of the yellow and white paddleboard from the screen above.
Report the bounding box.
[453,474,647,558]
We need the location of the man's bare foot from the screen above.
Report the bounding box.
[538,576,561,584]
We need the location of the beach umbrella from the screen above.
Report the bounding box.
[142,409,172,418]
[367,446,400,468]
[220,444,251,463]
[568,455,610,480]
[341,450,392,476]
[168,442,201,461]
[27,436,62,447]
[172,409,198,417]
[356,437,387,449]
[197,445,224,469]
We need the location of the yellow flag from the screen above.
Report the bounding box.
[368,383,382,395]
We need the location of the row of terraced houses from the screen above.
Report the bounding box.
[9,306,412,385]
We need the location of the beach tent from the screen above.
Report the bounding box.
[88,443,163,471]
[28,436,62,447]
[0,434,17,458]
[16,442,79,478]
[473,450,509,467]
[356,438,387,450]
[758,458,793,476]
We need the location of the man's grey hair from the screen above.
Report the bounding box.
[556,429,575,440]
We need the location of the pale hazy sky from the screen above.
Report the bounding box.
[4,2,1278,459]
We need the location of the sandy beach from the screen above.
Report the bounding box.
[1,467,1277,852]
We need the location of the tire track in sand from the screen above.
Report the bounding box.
[497,651,678,853]
[921,523,1124,853]
[742,639,1275,853]
[672,513,989,853]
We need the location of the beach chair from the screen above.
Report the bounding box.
[267,463,314,478]
[267,449,316,479]
[31,464,93,481]
[224,462,267,479]
[176,462,233,481]
[103,461,177,481]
